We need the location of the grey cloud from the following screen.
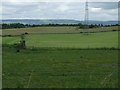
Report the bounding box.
[89,2,118,10]
[2,2,118,21]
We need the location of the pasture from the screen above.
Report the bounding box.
[2,26,119,88]
[2,47,118,88]
[2,26,118,48]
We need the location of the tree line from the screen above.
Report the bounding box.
[1,23,119,29]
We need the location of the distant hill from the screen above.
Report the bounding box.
[1,19,118,25]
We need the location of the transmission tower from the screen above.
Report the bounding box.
[84,0,89,34]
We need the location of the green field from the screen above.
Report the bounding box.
[3,32,118,48]
[3,47,118,88]
[2,26,119,88]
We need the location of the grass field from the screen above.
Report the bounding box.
[3,47,118,88]
[2,26,119,88]
[2,31,118,48]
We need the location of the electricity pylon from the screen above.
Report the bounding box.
[84,0,89,34]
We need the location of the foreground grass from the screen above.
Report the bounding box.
[3,31,118,48]
[3,46,118,88]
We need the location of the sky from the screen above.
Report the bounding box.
[0,0,119,21]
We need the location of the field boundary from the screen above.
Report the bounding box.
[2,44,120,51]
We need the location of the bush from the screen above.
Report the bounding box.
[13,43,21,48]
[8,35,12,37]
[112,29,117,31]
[20,34,25,40]
[80,32,83,33]
[25,32,28,34]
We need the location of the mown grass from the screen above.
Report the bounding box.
[2,31,118,48]
[2,46,118,88]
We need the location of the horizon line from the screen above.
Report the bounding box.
[1,19,118,22]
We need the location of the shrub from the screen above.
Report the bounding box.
[8,35,11,37]
[25,32,28,34]
[20,34,25,40]
[13,43,22,49]
[112,29,117,31]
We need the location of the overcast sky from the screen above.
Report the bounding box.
[1,1,119,21]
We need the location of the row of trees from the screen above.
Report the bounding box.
[1,23,119,29]
[2,23,25,29]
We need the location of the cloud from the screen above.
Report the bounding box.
[2,0,120,2]
[88,2,118,21]
[89,2,118,10]
[1,2,118,21]
[90,8,102,12]
[89,8,118,21]
[56,5,69,12]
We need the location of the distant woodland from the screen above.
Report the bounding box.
[1,23,119,29]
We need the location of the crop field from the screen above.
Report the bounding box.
[2,26,119,88]
[1,26,118,35]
